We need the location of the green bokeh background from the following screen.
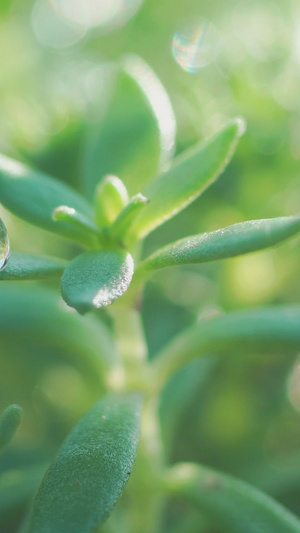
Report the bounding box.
[1,1,300,531]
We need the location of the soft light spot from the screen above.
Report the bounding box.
[172,19,219,73]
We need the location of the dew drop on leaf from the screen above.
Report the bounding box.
[172,19,219,73]
[0,217,10,271]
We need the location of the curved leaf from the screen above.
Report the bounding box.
[138,215,300,273]
[0,405,22,453]
[61,250,134,314]
[0,154,93,244]
[29,393,142,533]
[153,306,300,386]
[81,56,176,197]
[0,252,66,280]
[166,463,300,533]
[129,119,244,241]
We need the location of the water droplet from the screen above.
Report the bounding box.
[172,19,219,73]
[0,217,10,271]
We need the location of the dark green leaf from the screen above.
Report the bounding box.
[0,154,93,244]
[61,250,134,314]
[81,57,175,197]
[0,252,67,280]
[128,119,244,240]
[29,393,142,533]
[153,306,300,386]
[0,405,22,453]
[166,463,300,533]
[138,215,300,273]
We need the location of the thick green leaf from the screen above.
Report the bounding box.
[153,306,300,386]
[94,175,129,227]
[81,57,176,197]
[0,405,22,453]
[110,193,149,244]
[0,154,93,244]
[29,393,142,533]
[138,215,300,273]
[128,119,244,240]
[166,463,300,533]
[0,252,66,280]
[61,250,134,314]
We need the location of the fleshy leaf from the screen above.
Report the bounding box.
[0,252,67,280]
[81,56,176,197]
[166,463,300,533]
[153,306,300,386]
[94,175,129,227]
[110,193,149,244]
[138,215,300,273]
[61,250,134,314]
[0,154,93,244]
[0,405,23,453]
[28,393,142,533]
[128,119,244,241]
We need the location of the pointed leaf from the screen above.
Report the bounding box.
[110,193,149,244]
[166,463,300,533]
[94,175,129,227]
[153,306,300,386]
[61,250,134,314]
[0,154,93,244]
[138,215,300,273]
[81,56,176,197]
[29,393,142,533]
[129,119,244,240]
[0,252,67,280]
[0,405,23,453]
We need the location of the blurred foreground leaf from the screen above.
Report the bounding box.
[166,463,300,533]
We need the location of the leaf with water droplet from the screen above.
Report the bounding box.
[0,404,23,453]
[137,215,300,274]
[128,119,244,241]
[153,306,300,386]
[28,393,142,533]
[0,154,94,245]
[0,252,67,280]
[61,250,134,314]
[166,463,300,533]
[0,216,10,270]
[81,56,176,197]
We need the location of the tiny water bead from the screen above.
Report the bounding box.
[0,217,10,271]
[172,19,219,73]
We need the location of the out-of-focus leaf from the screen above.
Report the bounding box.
[29,393,142,533]
[128,119,243,241]
[81,57,176,197]
[0,154,93,244]
[61,250,134,314]
[166,463,300,533]
[0,285,116,387]
[0,252,66,280]
[138,215,300,273]
[0,405,22,453]
[0,465,46,519]
[153,306,300,386]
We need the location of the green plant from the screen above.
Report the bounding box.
[1,62,300,533]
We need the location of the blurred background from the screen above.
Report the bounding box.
[1,0,300,531]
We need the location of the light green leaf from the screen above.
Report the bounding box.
[0,252,67,280]
[0,405,22,453]
[138,215,300,274]
[0,154,93,244]
[110,193,149,244]
[94,175,129,227]
[166,463,300,533]
[81,56,176,197]
[128,119,244,240]
[29,393,142,533]
[153,306,300,387]
[61,250,134,314]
